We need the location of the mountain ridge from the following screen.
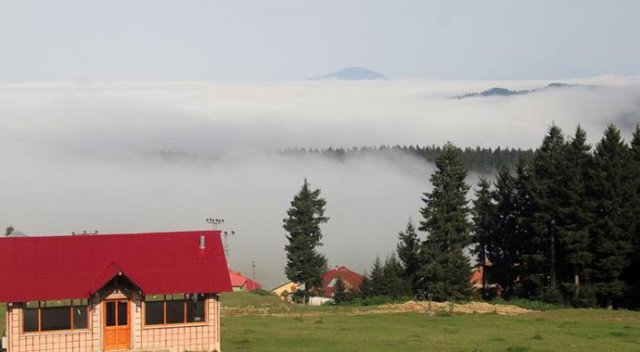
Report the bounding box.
[312,67,387,80]
[456,82,592,99]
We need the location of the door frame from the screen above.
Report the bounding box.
[103,299,131,351]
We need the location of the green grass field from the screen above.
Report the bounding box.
[0,303,5,336]
[220,293,640,352]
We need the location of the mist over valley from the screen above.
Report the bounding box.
[2,77,639,287]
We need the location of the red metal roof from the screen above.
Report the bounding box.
[0,230,232,302]
[229,270,247,287]
[320,266,363,297]
[228,269,262,291]
[245,278,262,291]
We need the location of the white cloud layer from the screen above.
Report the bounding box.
[1,77,639,287]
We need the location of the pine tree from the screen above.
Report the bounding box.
[627,124,640,307]
[489,167,520,298]
[333,276,347,303]
[590,125,635,308]
[283,178,329,303]
[396,221,420,293]
[471,178,494,298]
[369,257,385,297]
[556,126,595,306]
[382,255,411,298]
[358,274,373,299]
[513,156,536,298]
[417,143,472,301]
[523,125,566,301]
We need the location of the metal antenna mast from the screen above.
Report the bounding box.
[222,230,235,256]
[206,218,235,256]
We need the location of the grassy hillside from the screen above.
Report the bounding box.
[220,293,640,352]
[220,291,286,308]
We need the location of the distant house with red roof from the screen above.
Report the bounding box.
[469,264,486,290]
[470,262,502,297]
[229,269,262,292]
[0,230,232,352]
[319,266,363,298]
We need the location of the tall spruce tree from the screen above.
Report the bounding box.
[417,143,472,301]
[471,178,494,298]
[283,178,329,303]
[590,125,635,308]
[489,167,520,298]
[396,221,421,293]
[382,255,411,298]
[628,124,640,307]
[524,125,566,301]
[333,276,348,303]
[556,126,595,306]
[513,155,536,298]
[358,273,373,299]
[369,257,385,296]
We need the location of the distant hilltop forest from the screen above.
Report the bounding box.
[154,144,532,175]
[280,145,534,175]
[456,82,594,99]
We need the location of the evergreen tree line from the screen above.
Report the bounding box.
[355,123,639,309]
[283,123,640,309]
[281,144,533,175]
[471,124,640,308]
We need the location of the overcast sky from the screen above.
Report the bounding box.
[2,0,640,81]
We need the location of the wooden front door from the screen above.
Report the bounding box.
[103,299,130,350]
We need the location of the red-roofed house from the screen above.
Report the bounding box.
[228,270,262,292]
[469,264,486,290]
[469,262,502,297]
[0,230,232,352]
[319,266,363,298]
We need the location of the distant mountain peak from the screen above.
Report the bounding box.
[314,67,387,81]
[545,82,577,89]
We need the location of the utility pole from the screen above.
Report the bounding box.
[222,231,235,256]
[251,261,256,282]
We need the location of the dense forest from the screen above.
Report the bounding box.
[342,123,639,309]
[281,145,533,174]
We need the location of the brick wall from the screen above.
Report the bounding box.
[139,294,221,352]
[6,300,100,352]
[6,293,221,352]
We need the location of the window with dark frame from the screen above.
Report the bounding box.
[23,299,89,332]
[144,293,205,325]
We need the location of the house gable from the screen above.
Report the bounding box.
[320,266,363,297]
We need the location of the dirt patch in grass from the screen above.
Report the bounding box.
[221,300,532,318]
[381,300,533,315]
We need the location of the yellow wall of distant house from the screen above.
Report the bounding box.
[270,282,299,299]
